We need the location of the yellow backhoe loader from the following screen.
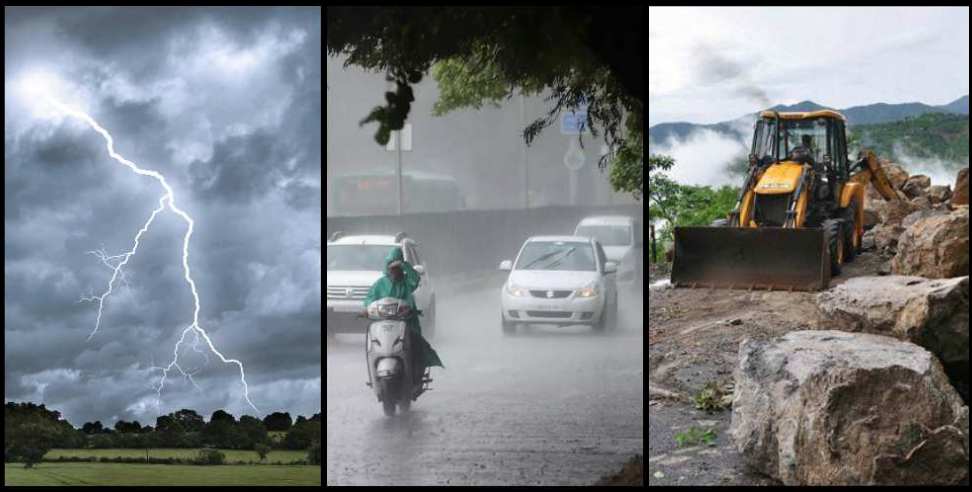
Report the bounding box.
[671,110,900,291]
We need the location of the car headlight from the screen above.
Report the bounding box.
[575,283,599,297]
[506,283,528,297]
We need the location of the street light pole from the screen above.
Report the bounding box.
[520,93,529,209]
[397,130,403,215]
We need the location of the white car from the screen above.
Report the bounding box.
[499,236,618,335]
[574,215,643,288]
[326,232,436,338]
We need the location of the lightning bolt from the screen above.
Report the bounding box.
[43,95,259,414]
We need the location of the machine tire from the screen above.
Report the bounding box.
[502,314,516,336]
[823,219,844,277]
[841,203,860,260]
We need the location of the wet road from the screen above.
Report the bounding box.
[326,273,644,485]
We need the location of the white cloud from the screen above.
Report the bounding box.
[649,7,970,124]
[649,129,747,187]
[891,142,966,187]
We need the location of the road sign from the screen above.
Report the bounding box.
[563,139,586,171]
[560,110,588,135]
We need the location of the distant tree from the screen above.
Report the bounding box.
[308,441,321,466]
[194,448,225,465]
[6,421,58,467]
[81,421,104,435]
[254,442,271,462]
[155,415,185,448]
[182,431,203,449]
[237,415,269,450]
[89,433,115,449]
[173,409,205,433]
[203,411,239,449]
[295,415,307,426]
[284,421,321,451]
[20,447,46,469]
[114,420,142,434]
[210,410,236,425]
[262,412,292,432]
[309,413,321,423]
[139,425,154,434]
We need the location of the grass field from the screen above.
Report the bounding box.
[44,448,308,464]
[4,463,321,486]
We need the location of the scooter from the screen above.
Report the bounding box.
[362,297,432,416]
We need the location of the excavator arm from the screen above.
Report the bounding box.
[849,150,900,201]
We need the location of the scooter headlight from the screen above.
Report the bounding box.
[378,302,398,317]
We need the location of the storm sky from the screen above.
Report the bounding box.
[649,6,970,126]
[4,7,321,426]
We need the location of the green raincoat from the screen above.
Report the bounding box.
[364,247,443,369]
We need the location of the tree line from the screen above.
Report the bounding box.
[648,154,739,263]
[4,402,321,466]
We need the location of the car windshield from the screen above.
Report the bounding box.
[515,241,595,271]
[326,244,395,271]
[574,225,631,246]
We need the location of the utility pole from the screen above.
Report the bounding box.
[520,92,529,209]
[397,130,403,215]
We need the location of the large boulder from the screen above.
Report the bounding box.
[902,175,932,198]
[902,208,950,229]
[892,207,969,278]
[869,222,906,254]
[910,195,932,211]
[929,185,953,204]
[882,161,910,189]
[953,168,969,207]
[815,276,969,370]
[731,330,969,485]
[868,196,917,226]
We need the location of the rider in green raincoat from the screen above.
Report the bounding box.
[363,247,443,371]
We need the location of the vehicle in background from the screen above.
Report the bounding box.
[499,236,618,335]
[326,232,436,338]
[330,169,466,216]
[573,215,643,289]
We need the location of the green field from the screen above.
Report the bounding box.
[44,448,308,464]
[4,463,321,486]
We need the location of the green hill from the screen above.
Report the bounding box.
[851,112,970,169]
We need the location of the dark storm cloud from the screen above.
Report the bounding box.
[4,6,321,426]
[693,44,771,108]
[188,131,290,203]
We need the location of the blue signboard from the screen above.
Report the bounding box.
[560,110,588,135]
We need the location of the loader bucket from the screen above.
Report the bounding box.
[671,227,830,291]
